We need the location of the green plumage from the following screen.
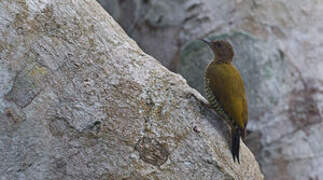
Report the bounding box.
[205,62,248,129]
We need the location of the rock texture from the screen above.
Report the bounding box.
[0,0,263,179]
[97,0,323,179]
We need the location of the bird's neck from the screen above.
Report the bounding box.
[213,57,232,64]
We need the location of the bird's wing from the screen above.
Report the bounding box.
[206,63,248,128]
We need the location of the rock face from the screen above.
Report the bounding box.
[97,0,323,179]
[97,0,208,70]
[0,0,263,179]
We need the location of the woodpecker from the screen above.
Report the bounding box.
[202,39,248,163]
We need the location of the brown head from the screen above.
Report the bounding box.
[202,39,234,63]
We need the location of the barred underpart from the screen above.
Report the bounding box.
[204,78,224,113]
[204,73,230,123]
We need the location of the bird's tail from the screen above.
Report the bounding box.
[231,126,241,164]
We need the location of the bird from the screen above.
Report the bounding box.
[202,39,248,163]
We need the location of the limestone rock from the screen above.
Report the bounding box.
[0,1,263,179]
[98,0,323,179]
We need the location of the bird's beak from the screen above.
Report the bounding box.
[200,39,211,46]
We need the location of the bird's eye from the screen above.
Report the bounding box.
[217,43,222,48]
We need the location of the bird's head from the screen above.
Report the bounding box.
[201,39,234,63]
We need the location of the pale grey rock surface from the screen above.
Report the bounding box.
[97,0,323,179]
[0,0,263,180]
